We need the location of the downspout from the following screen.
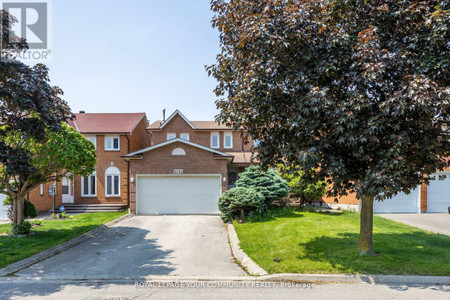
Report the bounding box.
[125,134,131,208]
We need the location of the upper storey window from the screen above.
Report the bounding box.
[167,133,176,140]
[211,132,220,148]
[85,136,96,149]
[105,136,119,151]
[224,132,233,149]
[180,133,189,141]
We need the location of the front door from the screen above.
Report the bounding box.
[62,177,74,203]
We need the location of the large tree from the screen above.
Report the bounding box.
[0,10,80,225]
[208,0,449,254]
[0,123,97,224]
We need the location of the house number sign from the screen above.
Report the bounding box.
[173,169,183,174]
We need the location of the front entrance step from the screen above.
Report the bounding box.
[62,204,128,213]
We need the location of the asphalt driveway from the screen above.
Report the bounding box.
[379,213,450,236]
[16,216,245,279]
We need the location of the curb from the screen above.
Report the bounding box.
[0,274,448,285]
[226,223,268,276]
[0,213,133,277]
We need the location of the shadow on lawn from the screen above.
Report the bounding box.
[297,231,450,276]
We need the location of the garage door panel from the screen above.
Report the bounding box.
[428,173,450,213]
[137,175,221,214]
[374,188,419,213]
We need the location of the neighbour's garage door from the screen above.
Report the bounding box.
[427,173,450,213]
[0,194,9,220]
[374,188,419,213]
[136,175,221,214]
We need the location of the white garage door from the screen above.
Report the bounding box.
[136,175,221,214]
[428,173,450,213]
[374,188,419,213]
[0,194,9,220]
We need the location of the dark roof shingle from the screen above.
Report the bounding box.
[69,113,146,134]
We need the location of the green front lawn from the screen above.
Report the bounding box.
[234,209,450,275]
[0,211,127,269]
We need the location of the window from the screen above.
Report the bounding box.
[105,136,120,150]
[228,172,237,188]
[439,175,447,181]
[167,133,176,140]
[180,133,189,141]
[81,171,96,197]
[105,167,120,197]
[211,132,220,148]
[40,184,44,195]
[85,136,96,149]
[224,132,233,148]
[172,148,186,155]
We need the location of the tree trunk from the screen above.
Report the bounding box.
[358,194,375,255]
[13,196,25,225]
[239,208,245,222]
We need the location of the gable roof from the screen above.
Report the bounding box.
[160,110,195,129]
[147,110,233,131]
[123,138,232,158]
[68,113,146,134]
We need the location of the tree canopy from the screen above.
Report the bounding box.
[0,9,91,225]
[278,165,327,207]
[1,9,72,183]
[0,123,97,223]
[208,0,449,254]
[236,165,289,206]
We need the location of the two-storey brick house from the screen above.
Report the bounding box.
[27,112,151,212]
[123,110,256,214]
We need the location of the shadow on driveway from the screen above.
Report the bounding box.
[16,225,176,279]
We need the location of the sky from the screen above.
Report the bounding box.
[44,0,222,123]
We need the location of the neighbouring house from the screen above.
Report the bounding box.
[323,169,450,214]
[123,109,256,214]
[26,112,151,212]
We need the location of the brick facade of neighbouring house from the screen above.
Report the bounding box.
[27,113,151,212]
[27,182,64,212]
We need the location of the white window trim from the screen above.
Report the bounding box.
[105,167,120,197]
[85,135,97,150]
[104,136,120,151]
[211,132,220,149]
[40,184,44,195]
[180,133,189,141]
[81,172,97,197]
[167,133,176,140]
[224,132,233,149]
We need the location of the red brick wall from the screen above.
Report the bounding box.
[322,192,359,205]
[27,181,63,212]
[74,134,129,205]
[129,117,151,152]
[128,141,228,213]
[149,114,254,152]
[26,118,151,210]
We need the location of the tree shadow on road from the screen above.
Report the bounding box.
[1,225,176,299]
